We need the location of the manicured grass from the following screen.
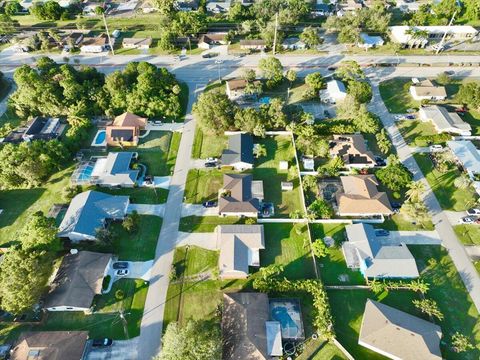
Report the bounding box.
[409,245,480,359]
[178,216,247,233]
[253,136,303,217]
[311,342,348,360]
[310,224,366,285]
[172,245,219,278]
[40,279,148,340]
[111,215,162,261]
[397,120,439,147]
[0,165,74,246]
[184,169,223,204]
[379,78,420,114]
[414,153,478,211]
[453,225,480,246]
[463,109,480,136]
[167,132,181,171]
[96,187,168,204]
[191,127,228,159]
[375,213,434,231]
[261,223,316,279]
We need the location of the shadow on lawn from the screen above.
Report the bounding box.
[0,188,45,229]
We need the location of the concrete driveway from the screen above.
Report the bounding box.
[176,231,218,250]
[145,123,183,132]
[377,230,442,246]
[181,204,218,217]
[127,204,164,217]
[444,210,471,225]
[115,261,154,281]
[84,338,138,360]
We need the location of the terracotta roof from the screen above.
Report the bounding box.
[112,112,147,127]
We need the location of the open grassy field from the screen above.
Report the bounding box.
[396,120,439,147]
[379,78,420,114]
[414,153,478,211]
[184,169,223,204]
[453,225,480,246]
[253,135,303,217]
[191,127,228,159]
[178,216,247,232]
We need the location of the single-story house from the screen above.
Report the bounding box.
[329,134,376,169]
[45,251,112,312]
[2,116,62,144]
[222,292,283,359]
[359,299,442,359]
[58,190,129,242]
[447,140,480,183]
[216,224,265,279]
[336,175,393,217]
[322,80,347,104]
[281,182,293,191]
[240,39,267,51]
[390,25,479,48]
[342,223,419,279]
[219,174,263,217]
[225,79,261,101]
[80,35,108,53]
[106,112,147,146]
[358,33,384,49]
[89,152,140,187]
[61,31,86,50]
[198,33,228,49]
[175,0,200,11]
[311,2,333,17]
[122,37,152,49]
[10,331,89,360]
[409,79,447,101]
[419,105,471,136]
[206,0,231,13]
[221,133,254,170]
[282,37,306,50]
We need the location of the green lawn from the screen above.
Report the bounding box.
[453,225,480,246]
[310,224,366,285]
[396,120,439,147]
[375,213,434,231]
[261,223,316,279]
[184,169,223,204]
[111,215,162,261]
[191,127,228,159]
[463,109,480,136]
[311,342,348,360]
[409,245,480,359]
[379,78,420,114]
[95,187,168,204]
[172,246,219,278]
[178,216,247,233]
[253,136,303,217]
[414,153,478,211]
[40,279,148,340]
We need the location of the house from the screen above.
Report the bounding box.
[61,31,85,50]
[447,141,480,190]
[58,191,129,242]
[2,116,62,144]
[409,79,446,101]
[216,225,265,279]
[395,0,420,13]
[10,331,88,360]
[342,223,419,278]
[122,37,152,49]
[336,175,393,217]
[221,133,254,170]
[219,174,263,217]
[175,0,200,11]
[303,157,315,170]
[138,0,157,13]
[206,0,231,13]
[89,152,140,187]
[419,105,471,136]
[45,251,112,312]
[106,112,147,146]
[323,80,347,104]
[222,292,283,359]
[358,33,384,49]
[311,2,333,17]
[225,79,261,101]
[329,134,376,169]
[281,37,306,50]
[240,39,267,51]
[359,299,442,359]
[337,0,363,15]
[390,25,479,48]
[281,182,293,191]
[198,33,228,49]
[80,35,108,53]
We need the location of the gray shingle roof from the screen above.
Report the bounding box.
[219,174,260,214]
[222,134,254,166]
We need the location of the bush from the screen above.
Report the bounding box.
[115,289,125,300]
[102,275,111,291]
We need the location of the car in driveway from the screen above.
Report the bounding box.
[205,162,217,168]
[375,229,390,237]
[92,338,113,347]
[115,269,129,277]
[461,216,477,224]
[429,145,443,152]
[467,208,480,215]
[112,262,129,270]
[203,201,217,208]
[375,156,386,167]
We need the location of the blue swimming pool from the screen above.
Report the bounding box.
[77,165,94,181]
[269,299,305,340]
[91,130,107,147]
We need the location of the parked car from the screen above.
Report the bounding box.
[327,66,337,71]
[205,157,218,163]
[323,110,331,118]
[116,269,129,277]
[375,229,390,237]
[205,162,217,168]
[391,202,401,209]
[202,52,218,58]
[203,201,217,208]
[467,208,480,215]
[92,338,113,347]
[461,216,477,224]
[375,156,386,166]
[429,145,443,152]
[112,262,129,270]
[405,114,416,120]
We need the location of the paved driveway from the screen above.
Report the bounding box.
[145,123,184,132]
[118,261,154,281]
[444,210,469,225]
[176,231,218,250]
[378,230,441,246]
[181,203,218,217]
[127,204,164,217]
[84,338,138,360]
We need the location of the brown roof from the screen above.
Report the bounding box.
[336,175,393,215]
[199,32,227,44]
[226,79,262,91]
[330,134,376,166]
[359,300,442,359]
[222,292,271,360]
[11,331,88,360]
[219,174,260,214]
[411,80,447,97]
[82,35,108,46]
[112,112,147,127]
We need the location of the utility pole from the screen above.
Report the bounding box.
[272,12,279,56]
[102,12,115,56]
[436,10,457,54]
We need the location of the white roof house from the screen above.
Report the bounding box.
[323,80,347,104]
[358,33,384,49]
[419,105,471,136]
[447,141,480,185]
[90,152,140,187]
[409,79,447,101]
[390,26,479,47]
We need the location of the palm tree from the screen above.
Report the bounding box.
[406,181,425,202]
[454,174,472,190]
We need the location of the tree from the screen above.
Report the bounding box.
[0,14,16,34]
[335,60,365,82]
[300,26,322,48]
[312,239,329,258]
[376,159,413,192]
[258,57,283,88]
[234,107,265,136]
[94,6,105,15]
[5,2,22,16]
[400,199,430,227]
[347,80,372,104]
[412,298,444,321]
[159,320,222,360]
[31,1,64,20]
[406,181,425,203]
[154,0,176,15]
[243,68,256,83]
[122,211,140,233]
[433,0,459,23]
[451,332,474,353]
[455,82,480,110]
[454,174,472,190]
[320,156,344,177]
[18,212,60,252]
[62,185,81,201]
[353,106,379,133]
[285,69,297,84]
[193,91,236,135]
[305,72,324,92]
[464,0,480,22]
[375,129,391,154]
[436,72,451,85]
[95,227,114,245]
[308,199,334,219]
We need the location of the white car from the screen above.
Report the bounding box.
[116,269,129,277]
[461,216,476,224]
[467,208,480,216]
[429,145,443,152]
[205,157,218,163]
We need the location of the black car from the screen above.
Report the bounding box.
[202,52,218,58]
[92,338,113,347]
[205,162,216,168]
[375,157,386,166]
[391,202,401,209]
[112,262,129,270]
[203,201,217,208]
[323,110,331,118]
